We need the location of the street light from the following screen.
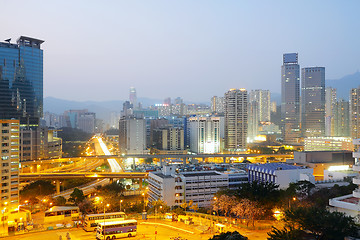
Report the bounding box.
[119,200,123,212]
[103,203,110,240]
[142,193,146,212]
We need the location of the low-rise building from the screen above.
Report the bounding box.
[329,139,360,222]
[304,137,353,151]
[247,163,314,189]
[148,165,245,207]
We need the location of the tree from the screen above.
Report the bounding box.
[54,196,67,206]
[180,202,188,210]
[209,231,248,240]
[267,226,303,240]
[213,195,237,217]
[272,206,359,240]
[20,180,55,200]
[69,188,85,205]
[231,199,263,226]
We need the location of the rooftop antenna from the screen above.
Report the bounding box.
[4,38,11,43]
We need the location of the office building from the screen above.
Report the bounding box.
[211,96,225,114]
[325,87,337,136]
[147,166,230,207]
[189,116,223,153]
[0,37,44,125]
[152,127,185,154]
[78,112,96,133]
[281,53,301,143]
[350,87,360,139]
[119,116,147,154]
[304,137,353,151]
[247,163,314,189]
[224,89,248,151]
[301,67,326,137]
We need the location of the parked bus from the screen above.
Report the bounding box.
[96,219,137,240]
[83,212,125,231]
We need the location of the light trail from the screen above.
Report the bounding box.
[97,137,122,172]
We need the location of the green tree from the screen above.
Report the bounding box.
[272,206,359,240]
[69,188,85,205]
[231,199,263,226]
[20,180,55,200]
[267,226,303,240]
[54,196,67,206]
[209,231,248,240]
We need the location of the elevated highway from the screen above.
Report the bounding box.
[19,172,148,180]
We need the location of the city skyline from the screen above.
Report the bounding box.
[1,1,360,102]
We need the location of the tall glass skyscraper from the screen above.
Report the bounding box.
[281,53,300,143]
[0,36,44,125]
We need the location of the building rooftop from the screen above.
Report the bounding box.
[181,171,222,177]
[248,163,303,175]
[153,172,174,179]
[45,206,79,213]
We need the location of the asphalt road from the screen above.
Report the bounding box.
[3,223,211,240]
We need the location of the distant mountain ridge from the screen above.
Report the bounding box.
[326,71,360,100]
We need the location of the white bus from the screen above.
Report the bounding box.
[83,212,125,231]
[96,219,137,240]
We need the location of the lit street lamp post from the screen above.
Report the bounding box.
[119,199,123,212]
[103,203,110,240]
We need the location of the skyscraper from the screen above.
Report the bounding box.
[211,96,225,114]
[281,53,300,143]
[0,36,44,124]
[119,116,147,154]
[301,67,325,138]
[129,87,137,110]
[224,89,248,151]
[350,87,360,139]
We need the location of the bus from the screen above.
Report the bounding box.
[96,219,137,240]
[83,212,125,231]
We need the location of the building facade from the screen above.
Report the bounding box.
[325,87,337,136]
[119,116,147,154]
[224,89,248,151]
[334,99,350,137]
[281,53,301,143]
[301,67,326,138]
[350,87,360,139]
[0,37,44,125]
[247,163,314,189]
[0,120,20,209]
[189,116,222,153]
[211,96,225,114]
[304,137,353,151]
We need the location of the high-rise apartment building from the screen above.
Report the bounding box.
[211,96,225,114]
[281,53,301,143]
[119,116,147,154]
[350,87,360,139]
[301,67,325,137]
[0,120,20,209]
[325,87,337,136]
[189,116,223,153]
[224,89,248,151]
[334,99,350,137]
[0,37,44,125]
[152,127,184,153]
[249,90,271,122]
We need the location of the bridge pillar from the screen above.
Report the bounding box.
[202,157,205,163]
[109,178,113,184]
[223,157,226,163]
[263,157,267,163]
[55,180,61,194]
[159,158,163,167]
[139,178,143,190]
[183,157,187,166]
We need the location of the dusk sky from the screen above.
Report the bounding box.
[1,0,360,102]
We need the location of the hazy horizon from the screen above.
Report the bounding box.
[1,0,360,102]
